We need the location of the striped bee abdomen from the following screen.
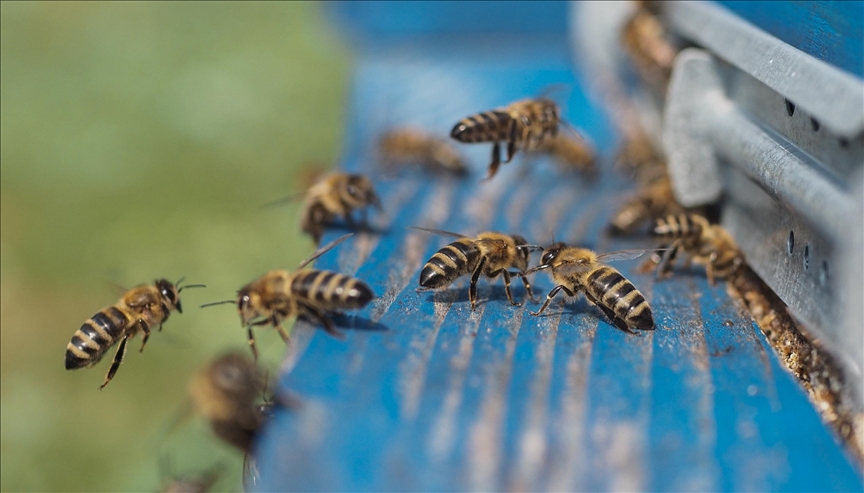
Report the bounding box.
[587,267,654,330]
[419,239,480,289]
[291,270,374,311]
[450,111,512,143]
[654,213,702,240]
[65,306,129,370]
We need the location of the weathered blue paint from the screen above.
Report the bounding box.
[715,1,864,78]
[253,2,863,491]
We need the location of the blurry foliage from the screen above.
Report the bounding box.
[0,2,349,491]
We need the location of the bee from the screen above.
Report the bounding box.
[621,1,678,92]
[451,98,561,179]
[534,131,597,176]
[609,174,683,234]
[65,278,204,389]
[188,352,272,454]
[300,172,383,244]
[202,234,375,360]
[614,130,666,182]
[188,352,293,488]
[527,244,655,334]
[414,227,540,310]
[649,213,744,284]
[378,127,467,175]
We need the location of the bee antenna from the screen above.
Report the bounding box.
[200,300,235,308]
[517,244,545,252]
[525,264,551,275]
[178,284,206,292]
[175,276,186,287]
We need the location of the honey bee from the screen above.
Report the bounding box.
[378,127,467,175]
[621,1,678,92]
[201,234,375,360]
[300,172,383,244]
[614,130,666,182]
[414,227,540,310]
[188,352,293,487]
[451,98,561,179]
[609,174,683,234]
[527,244,655,334]
[189,352,271,454]
[534,131,597,176]
[649,213,744,284]
[65,278,204,389]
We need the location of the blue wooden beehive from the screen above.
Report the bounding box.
[254,2,864,491]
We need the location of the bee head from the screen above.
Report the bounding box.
[236,287,263,327]
[156,279,182,313]
[540,99,559,123]
[512,235,532,270]
[541,242,567,266]
[345,175,381,210]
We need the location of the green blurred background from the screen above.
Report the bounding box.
[1,2,349,491]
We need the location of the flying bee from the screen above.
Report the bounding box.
[378,127,467,175]
[527,244,655,334]
[614,130,667,183]
[188,352,295,487]
[533,131,597,177]
[451,98,561,179]
[300,172,383,244]
[414,227,541,310]
[201,234,375,360]
[609,174,683,235]
[189,352,271,454]
[648,213,744,284]
[621,1,678,92]
[65,278,205,389]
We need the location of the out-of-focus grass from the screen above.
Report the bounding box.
[1,2,349,491]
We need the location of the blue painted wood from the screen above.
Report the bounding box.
[715,1,864,78]
[327,0,568,38]
[253,2,863,490]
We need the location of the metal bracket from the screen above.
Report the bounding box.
[662,3,864,406]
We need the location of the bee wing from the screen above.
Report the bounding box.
[475,238,508,248]
[537,82,572,102]
[549,260,586,277]
[242,452,260,491]
[297,233,354,269]
[408,226,468,239]
[596,248,655,263]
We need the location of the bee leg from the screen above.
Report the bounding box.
[487,143,502,179]
[343,210,357,228]
[99,335,129,390]
[706,252,718,286]
[269,314,292,344]
[469,256,488,310]
[247,326,260,361]
[513,271,538,303]
[655,240,681,280]
[586,294,637,335]
[495,269,520,307]
[506,120,518,163]
[530,285,573,316]
[299,302,345,339]
[138,319,151,352]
